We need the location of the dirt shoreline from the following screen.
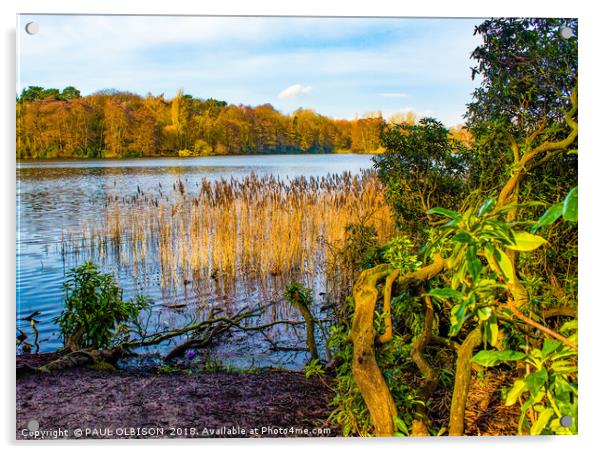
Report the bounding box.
[16,354,336,439]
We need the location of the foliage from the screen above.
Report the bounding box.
[19,85,81,102]
[472,322,578,435]
[328,17,578,437]
[54,261,151,349]
[383,235,422,271]
[467,18,577,135]
[16,87,387,159]
[304,359,325,379]
[531,187,578,231]
[328,235,433,436]
[466,18,578,200]
[339,222,383,271]
[424,198,550,338]
[374,118,471,236]
[327,321,422,436]
[284,282,314,312]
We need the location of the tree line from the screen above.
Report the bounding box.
[16,87,389,159]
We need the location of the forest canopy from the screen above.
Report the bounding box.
[15,87,396,159]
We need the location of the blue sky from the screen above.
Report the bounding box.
[17,15,483,125]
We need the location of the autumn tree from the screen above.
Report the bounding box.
[170,89,191,151]
[351,115,384,153]
[103,96,133,157]
[17,86,388,158]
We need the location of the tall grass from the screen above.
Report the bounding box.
[61,170,396,302]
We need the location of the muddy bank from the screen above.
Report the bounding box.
[16,355,336,439]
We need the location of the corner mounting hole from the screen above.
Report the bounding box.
[560,27,574,39]
[25,22,39,35]
[560,415,573,428]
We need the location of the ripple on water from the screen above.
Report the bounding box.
[16,155,373,368]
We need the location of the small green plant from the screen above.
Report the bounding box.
[304,358,325,378]
[156,364,178,375]
[284,282,313,312]
[472,321,577,434]
[156,363,195,375]
[55,261,151,350]
[393,416,410,436]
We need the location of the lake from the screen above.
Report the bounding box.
[16,153,376,369]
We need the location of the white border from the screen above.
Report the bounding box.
[2,1,600,453]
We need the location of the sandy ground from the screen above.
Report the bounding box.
[16,354,336,439]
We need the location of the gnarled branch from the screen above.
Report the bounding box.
[349,264,397,436]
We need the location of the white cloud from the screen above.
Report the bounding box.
[278,84,312,99]
[16,15,481,125]
[380,92,408,98]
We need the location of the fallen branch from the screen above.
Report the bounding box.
[542,307,577,319]
[38,349,121,373]
[35,305,310,372]
[504,300,577,350]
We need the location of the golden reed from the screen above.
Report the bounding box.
[61,170,396,300]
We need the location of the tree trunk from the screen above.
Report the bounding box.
[349,265,398,436]
[297,303,319,361]
[448,328,482,436]
[410,294,438,435]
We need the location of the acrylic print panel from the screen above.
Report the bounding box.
[16,14,578,439]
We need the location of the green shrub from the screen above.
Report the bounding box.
[55,261,151,350]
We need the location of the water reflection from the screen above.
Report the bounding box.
[17,154,375,369]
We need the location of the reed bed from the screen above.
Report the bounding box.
[60,170,397,301]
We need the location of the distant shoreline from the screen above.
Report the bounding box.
[16,151,378,164]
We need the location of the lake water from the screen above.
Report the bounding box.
[16,153,375,369]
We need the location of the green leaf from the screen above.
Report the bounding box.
[485,245,515,283]
[562,187,578,222]
[542,339,561,357]
[550,360,577,374]
[427,287,462,300]
[477,307,492,321]
[485,316,499,347]
[471,349,525,367]
[560,319,578,336]
[478,198,496,217]
[449,301,468,336]
[426,207,461,220]
[450,259,468,290]
[394,416,409,436]
[451,231,473,244]
[466,246,482,282]
[525,368,548,396]
[481,221,514,244]
[531,203,562,233]
[506,379,527,406]
[507,231,547,252]
[530,408,555,435]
